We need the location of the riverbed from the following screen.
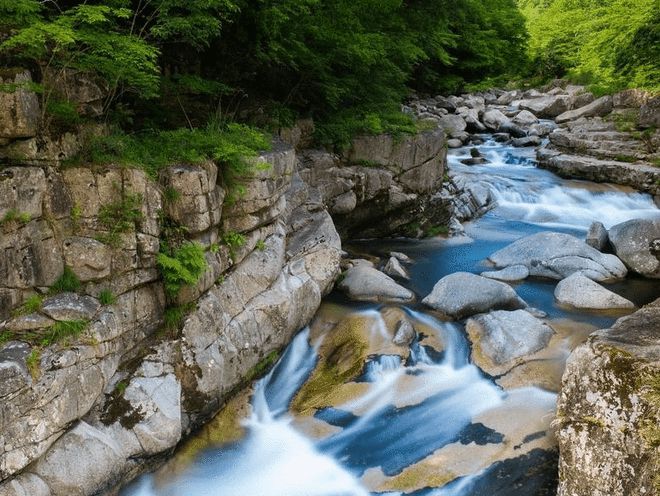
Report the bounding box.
[122,137,660,496]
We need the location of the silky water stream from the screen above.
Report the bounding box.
[123,138,660,496]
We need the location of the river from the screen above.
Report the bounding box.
[122,137,660,496]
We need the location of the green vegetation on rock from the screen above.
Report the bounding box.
[157,242,208,298]
[49,266,81,294]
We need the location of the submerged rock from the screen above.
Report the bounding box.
[557,298,660,496]
[488,232,627,282]
[338,265,414,303]
[554,273,636,311]
[466,309,555,376]
[608,218,660,278]
[422,272,526,320]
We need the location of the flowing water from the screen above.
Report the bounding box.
[122,138,660,496]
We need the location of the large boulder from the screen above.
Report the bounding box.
[557,298,660,496]
[608,218,660,278]
[555,96,613,124]
[554,273,635,311]
[437,114,467,138]
[466,310,555,375]
[482,109,510,131]
[488,232,628,282]
[512,110,539,126]
[519,95,570,118]
[338,265,414,303]
[422,272,526,319]
[586,221,609,252]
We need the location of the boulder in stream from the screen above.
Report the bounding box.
[481,265,530,282]
[466,309,555,376]
[422,272,526,319]
[488,232,627,282]
[554,273,636,311]
[338,265,414,303]
[555,95,613,124]
[383,256,410,280]
[586,221,609,251]
[608,218,660,279]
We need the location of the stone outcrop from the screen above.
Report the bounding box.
[538,149,660,198]
[0,69,40,141]
[556,298,660,496]
[338,265,414,303]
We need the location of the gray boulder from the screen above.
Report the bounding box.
[482,109,510,131]
[383,257,410,280]
[520,96,570,118]
[511,136,541,147]
[554,273,635,311]
[466,309,555,375]
[422,272,526,319]
[41,293,100,321]
[488,232,627,282]
[481,265,529,282]
[512,110,539,126]
[608,218,660,278]
[338,265,414,303]
[393,319,416,346]
[437,115,467,138]
[586,221,609,251]
[555,96,613,124]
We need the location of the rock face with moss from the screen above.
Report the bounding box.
[556,297,660,496]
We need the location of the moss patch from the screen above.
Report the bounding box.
[292,316,370,414]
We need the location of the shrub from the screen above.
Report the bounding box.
[157,242,207,297]
[222,230,246,260]
[1,209,31,226]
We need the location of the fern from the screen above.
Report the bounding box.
[157,242,207,297]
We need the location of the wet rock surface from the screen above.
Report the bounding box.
[422,272,526,319]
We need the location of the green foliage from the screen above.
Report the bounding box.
[425,225,449,237]
[1,209,31,226]
[26,348,41,379]
[161,302,195,335]
[49,266,81,294]
[13,294,43,316]
[157,242,207,297]
[46,98,81,131]
[316,107,419,150]
[40,319,88,347]
[98,289,117,306]
[222,230,246,260]
[255,239,266,251]
[75,123,270,189]
[97,189,143,247]
[519,0,660,92]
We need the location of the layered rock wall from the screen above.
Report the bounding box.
[0,77,449,495]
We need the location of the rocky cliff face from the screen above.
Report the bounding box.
[0,77,450,495]
[556,298,660,496]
